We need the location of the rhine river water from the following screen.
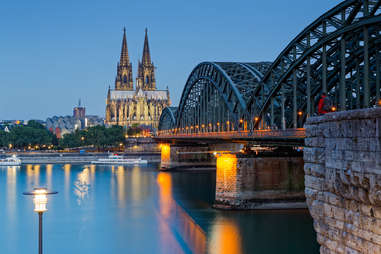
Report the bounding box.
[0,163,319,254]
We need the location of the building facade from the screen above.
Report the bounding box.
[46,101,104,138]
[105,28,170,128]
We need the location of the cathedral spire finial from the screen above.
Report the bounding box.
[142,28,151,65]
[120,27,130,66]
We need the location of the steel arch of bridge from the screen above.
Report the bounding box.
[170,62,271,133]
[158,107,177,131]
[249,0,381,129]
[158,0,381,135]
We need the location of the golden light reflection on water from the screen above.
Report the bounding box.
[46,164,53,189]
[74,167,90,205]
[131,166,141,202]
[6,166,18,220]
[26,164,40,190]
[208,217,243,254]
[64,164,71,200]
[116,166,125,207]
[157,172,207,254]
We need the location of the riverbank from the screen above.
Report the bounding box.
[2,152,161,164]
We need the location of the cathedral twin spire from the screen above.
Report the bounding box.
[115,28,155,91]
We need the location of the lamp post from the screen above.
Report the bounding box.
[23,188,58,254]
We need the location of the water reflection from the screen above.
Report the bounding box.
[6,166,18,221]
[74,167,90,205]
[46,164,53,189]
[0,163,318,253]
[116,166,125,207]
[131,166,141,202]
[208,217,243,254]
[26,164,40,189]
[156,172,207,254]
[63,164,71,201]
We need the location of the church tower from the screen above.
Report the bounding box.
[137,28,156,91]
[115,28,133,90]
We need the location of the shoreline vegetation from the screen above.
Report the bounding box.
[0,121,150,152]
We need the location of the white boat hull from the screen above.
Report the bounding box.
[0,162,21,166]
[91,160,148,165]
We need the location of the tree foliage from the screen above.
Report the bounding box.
[0,121,55,148]
[59,125,125,149]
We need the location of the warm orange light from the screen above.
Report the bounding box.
[378,99,381,106]
[8,144,12,149]
[119,143,123,146]
[297,111,303,116]
[208,218,242,254]
[217,122,220,126]
[239,119,243,123]
[196,125,199,128]
[226,121,230,125]
[216,154,237,195]
[254,117,259,122]
[81,136,85,141]
[161,144,171,167]
[331,106,337,112]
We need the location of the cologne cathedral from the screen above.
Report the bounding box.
[105,28,170,128]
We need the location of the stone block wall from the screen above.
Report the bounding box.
[304,108,381,254]
[215,155,305,209]
[160,144,216,169]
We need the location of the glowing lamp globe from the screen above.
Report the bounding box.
[23,188,58,213]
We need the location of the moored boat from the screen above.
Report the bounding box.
[91,154,148,165]
[0,155,22,166]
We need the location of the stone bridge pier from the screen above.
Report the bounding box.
[159,143,243,170]
[304,108,381,253]
[159,142,306,209]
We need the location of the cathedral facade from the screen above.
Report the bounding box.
[105,28,170,128]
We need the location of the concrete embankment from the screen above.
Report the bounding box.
[10,152,160,164]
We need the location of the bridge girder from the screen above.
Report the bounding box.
[249,0,381,129]
[174,62,270,133]
[158,0,381,134]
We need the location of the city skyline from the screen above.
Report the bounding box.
[0,0,341,120]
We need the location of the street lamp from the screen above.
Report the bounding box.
[23,188,58,254]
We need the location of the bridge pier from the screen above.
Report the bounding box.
[305,108,381,253]
[160,143,216,170]
[214,152,306,210]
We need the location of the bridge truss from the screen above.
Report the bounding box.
[158,0,381,136]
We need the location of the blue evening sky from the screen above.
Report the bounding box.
[0,0,341,120]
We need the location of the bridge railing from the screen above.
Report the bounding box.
[156,128,305,139]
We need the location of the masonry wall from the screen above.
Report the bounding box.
[304,108,381,254]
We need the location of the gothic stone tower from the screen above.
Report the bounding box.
[105,28,170,128]
[115,28,133,90]
[136,29,156,91]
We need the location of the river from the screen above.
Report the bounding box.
[0,164,319,253]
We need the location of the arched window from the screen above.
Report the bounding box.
[145,76,149,84]
[123,75,127,83]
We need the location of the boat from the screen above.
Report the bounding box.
[91,154,148,165]
[0,155,22,166]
